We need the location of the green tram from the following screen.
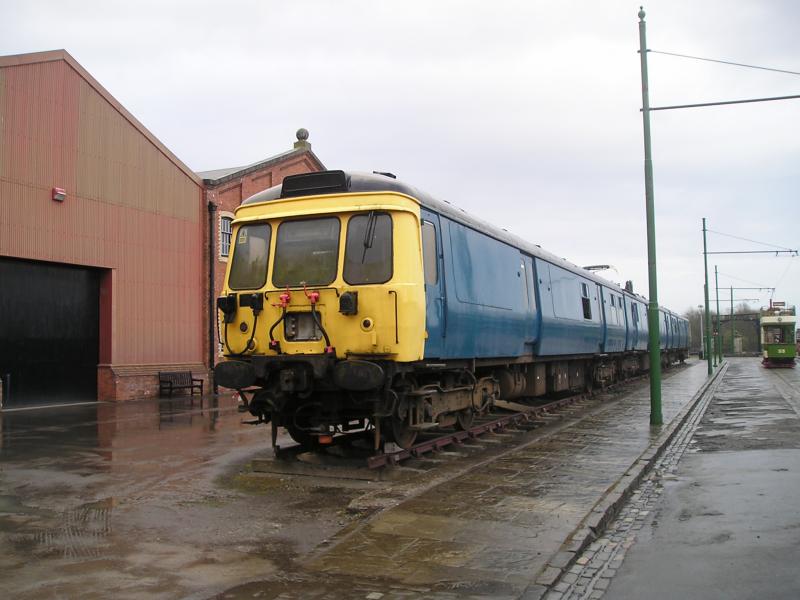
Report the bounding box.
[760,302,796,368]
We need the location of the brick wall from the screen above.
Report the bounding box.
[98,364,210,401]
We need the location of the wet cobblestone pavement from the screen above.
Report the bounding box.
[217,362,709,600]
[0,362,711,600]
[557,358,800,600]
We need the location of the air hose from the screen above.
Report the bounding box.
[222,311,259,357]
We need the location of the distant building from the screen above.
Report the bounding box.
[0,50,323,405]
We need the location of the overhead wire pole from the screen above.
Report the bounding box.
[731,287,735,355]
[715,266,721,364]
[703,221,784,364]
[636,14,800,383]
[637,9,798,419]
[702,218,713,375]
[638,7,662,426]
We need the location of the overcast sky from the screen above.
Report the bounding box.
[3,0,798,315]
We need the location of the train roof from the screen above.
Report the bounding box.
[241,170,685,320]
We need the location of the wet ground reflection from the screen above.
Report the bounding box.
[0,393,246,467]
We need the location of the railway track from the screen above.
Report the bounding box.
[264,374,651,472]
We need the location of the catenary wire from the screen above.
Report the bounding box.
[707,229,796,252]
[650,50,800,77]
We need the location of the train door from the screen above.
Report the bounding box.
[597,285,614,352]
[628,297,641,349]
[420,210,446,358]
[521,255,538,346]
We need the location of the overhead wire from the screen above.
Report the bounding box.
[718,272,771,288]
[651,49,799,306]
[707,229,795,252]
[772,259,796,299]
[649,50,800,77]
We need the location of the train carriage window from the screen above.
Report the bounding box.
[609,294,619,326]
[344,212,393,285]
[229,223,271,290]
[580,282,592,320]
[273,217,340,287]
[421,221,438,285]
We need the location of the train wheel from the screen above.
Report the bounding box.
[285,424,319,447]
[385,416,417,449]
[285,412,320,448]
[455,409,474,430]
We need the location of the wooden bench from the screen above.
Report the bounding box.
[158,371,204,398]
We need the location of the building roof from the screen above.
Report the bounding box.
[0,49,203,186]
[198,140,325,187]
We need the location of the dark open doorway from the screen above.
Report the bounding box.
[0,257,100,407]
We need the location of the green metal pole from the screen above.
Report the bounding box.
[715,265,721,364]
[638,8,662,426]
[730,286,735,355]
[702,218,712,375]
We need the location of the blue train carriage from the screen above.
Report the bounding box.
[214,170,689,449]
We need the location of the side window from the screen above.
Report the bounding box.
[580,282,592,320]
[632,302,639,324]
[220,216,233,258]
[421,221,438,285]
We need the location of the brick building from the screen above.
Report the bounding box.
[0,50,323,405]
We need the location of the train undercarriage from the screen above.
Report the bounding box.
[219,348,687,450]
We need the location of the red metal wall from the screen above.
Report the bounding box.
[0,54,205,385]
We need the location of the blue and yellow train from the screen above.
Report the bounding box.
[215,171,689,448]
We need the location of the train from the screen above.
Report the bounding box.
[760,302,796,368]
[214,170,689,449]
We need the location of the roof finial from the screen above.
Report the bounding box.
[294,128,311,149]
[638,6,646,20]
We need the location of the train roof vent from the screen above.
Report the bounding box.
[280,170,349,198]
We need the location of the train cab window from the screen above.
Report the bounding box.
[343,212,393,284]
[273,217,340,287]
[632,302,639,324]
[421,221,438,285]
[229,223,271,290]
[580,283,592,320]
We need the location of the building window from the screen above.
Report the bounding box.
[220,215,233,259]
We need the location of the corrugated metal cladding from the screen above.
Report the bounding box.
[0,55,204,369]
